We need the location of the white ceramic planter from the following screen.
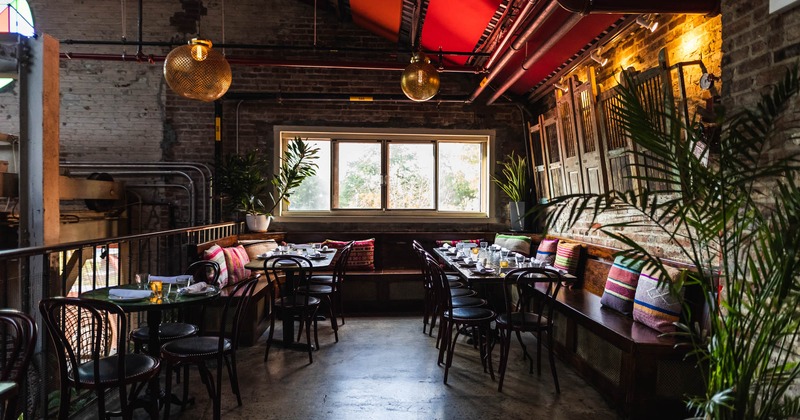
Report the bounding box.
[245,214,271,232]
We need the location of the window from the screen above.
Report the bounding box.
[277,127,492,220]
[0,0,35,91]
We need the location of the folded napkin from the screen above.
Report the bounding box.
[108,288,152,299]
[184,282,208,293]
[258,251,275,259]
[149,274,193,284]
[442,243,451,249]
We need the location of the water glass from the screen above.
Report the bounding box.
[134,273,149,289]
[514,254,525,267]
[480,241,488,250]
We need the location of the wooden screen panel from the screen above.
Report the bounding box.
[529,119,550,203]
[572,69,607,195]
[541,115,565,198]
[555,84,584,195]
[634,67,672,192]
[598,85,638,193]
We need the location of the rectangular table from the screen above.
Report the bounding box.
[431,247,578,284]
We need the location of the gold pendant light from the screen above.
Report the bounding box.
[163,38,232,102]
[400,52,440,102]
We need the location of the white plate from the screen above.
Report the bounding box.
[469,268,496,275]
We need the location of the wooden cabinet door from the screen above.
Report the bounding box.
[529,118,549,203]
[555,81,584,195]
[541,114,565,198]
[572,69,607,195]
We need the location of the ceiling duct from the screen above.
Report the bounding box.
[556,0,720,16]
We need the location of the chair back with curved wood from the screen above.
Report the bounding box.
[186,259,221,287]
[0,309,36,420]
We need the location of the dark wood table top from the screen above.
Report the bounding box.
[79,283,220,311]
[245,250,336,271]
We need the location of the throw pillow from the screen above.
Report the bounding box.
[633,265,685,333]
[222,245,251,284]
[434,239,482,247]
[553,241,582,275]
[534,238,559,265]
[239,239,278,260]
[600,256,646,315]
[322,238,375,271]
[202,244,229,288]
[493,234,533,256]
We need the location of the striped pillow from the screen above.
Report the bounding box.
[202,244,229,288]
[600,256,646,315]
[323,238,375,271]
[633,266,685,333]
[553,241,581,275]
[535,238,559,265]
[493,234,532,256]
[223,245,251,284]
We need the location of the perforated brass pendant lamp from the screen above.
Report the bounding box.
[163,38,232,102]
[400,52,440,102]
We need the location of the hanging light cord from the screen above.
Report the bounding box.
[120,0,126,53]
[314,0,317,48]
[222,0,226,55]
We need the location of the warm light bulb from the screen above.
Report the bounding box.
[190,38,212,62]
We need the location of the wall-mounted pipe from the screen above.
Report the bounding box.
[486,12,583,105]
[223,92,471,103]
[483,0,537,71]
[556,0,720,16]
[468,0,561,103]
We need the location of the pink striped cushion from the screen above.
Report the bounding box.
[223,245,251,284]
[633,265,685,333]
[202,244,229,288]
[323,238,375,271]
[553,241,581,275]
[600,256,645,315]
[535,238,559,265]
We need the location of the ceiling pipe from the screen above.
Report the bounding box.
[468,0,561,103]
[486,12,582,105]
[483,0,538,71]
[58,52,478,73]
[556,0,720,15]
[223,92,470,103]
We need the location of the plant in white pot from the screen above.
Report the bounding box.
[492,151,528,231]
[217,137,319,232]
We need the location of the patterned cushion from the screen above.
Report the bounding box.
[534,238,559,265]
[434,239,482,247]
[322,238,375,271]
[600,256,646,315]
[202,244,229,288]
[222,245,251,284]
[633,265,685,333]
[553,241,582,275]
[239,239,278,260]
[493,234,532,256]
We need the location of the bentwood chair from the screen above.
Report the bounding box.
[425,254,496,384]
[39,298,161,420]
[0,309,36,420]
[161,276,259,420]
[496,267,563,393]
[262,255,321,364]
[130,260,221,353]
[308,240,355,331]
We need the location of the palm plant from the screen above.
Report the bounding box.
[492,151,528,202]
[266,137,319,216]
[541,67,800,419]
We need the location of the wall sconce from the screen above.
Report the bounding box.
[554,82,569,93]
[636,14,659,33]
[590,49,608,67]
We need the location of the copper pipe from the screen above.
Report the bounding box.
[58,53,478,73]
[486,12,582,105]
[556,0,720,15]
[483,0,538,71]
[467,0,560,103]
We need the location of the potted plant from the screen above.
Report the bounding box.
[217,137,319,232]
[543,67,800,419]
[492,151,528,231]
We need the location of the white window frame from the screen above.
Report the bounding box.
[274,126,496,224]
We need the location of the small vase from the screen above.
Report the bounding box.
[245,214,271,232]
[509,201,527,232]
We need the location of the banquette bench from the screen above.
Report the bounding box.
[524,234,705,419]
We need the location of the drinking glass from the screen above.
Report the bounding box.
[480,241,488,251]
[514,254,525,267]
[134,273,149,289]
[149,280,163,298]
[312,243,322,256]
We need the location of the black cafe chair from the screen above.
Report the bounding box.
[495,267,563,393]
[161,276,259,420]
[39,298,161,420]
[0,309,36,420]
[309,240,355,329]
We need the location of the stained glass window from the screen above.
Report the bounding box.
[1,0,35,90]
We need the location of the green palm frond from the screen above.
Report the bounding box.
[492,151,528,202]
[268,137,320,215]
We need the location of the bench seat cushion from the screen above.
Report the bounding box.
[600,256,645,315]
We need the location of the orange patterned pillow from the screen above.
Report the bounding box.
[222,245,251,284]
[323,238,375,271]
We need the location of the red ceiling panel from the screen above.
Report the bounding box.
[497,10,622,95]
[420,0,502,66]
[350,0,404,43]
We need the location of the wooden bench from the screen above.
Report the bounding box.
[185,232,286,346]
[525,234,704,418]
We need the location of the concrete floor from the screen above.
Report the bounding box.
[143,316,621,420]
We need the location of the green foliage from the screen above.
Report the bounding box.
[540,66,800,419]
[492,151,528,202]
[267,137,320,215]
